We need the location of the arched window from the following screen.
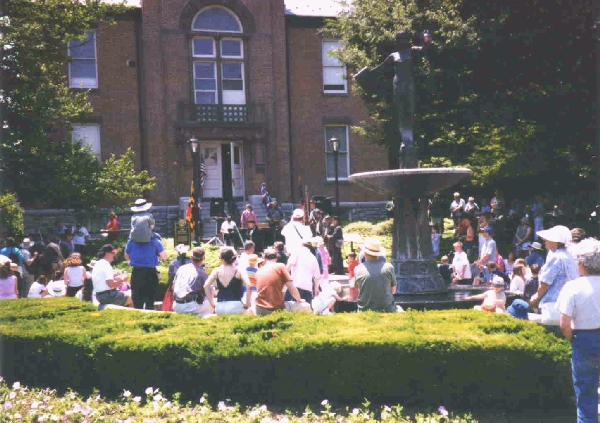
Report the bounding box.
[191,7,245,106]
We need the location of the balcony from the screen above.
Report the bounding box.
[178,102,266,125]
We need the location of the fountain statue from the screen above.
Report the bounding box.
[351,30,473,297]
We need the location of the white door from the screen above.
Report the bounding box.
[230,141,244,198]
[201,142,222,198]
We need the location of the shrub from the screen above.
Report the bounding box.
[0,192,24,236]
[0,299,572,412]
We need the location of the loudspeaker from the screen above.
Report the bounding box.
[210,198,225,217]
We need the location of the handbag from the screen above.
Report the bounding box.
[161,285,174,311]
[540,302,559,325]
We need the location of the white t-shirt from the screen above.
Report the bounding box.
[509,276,525,295]
[556,275,600,330]
[451,251,471,279]
[287,246,320,292]
[315,284,336,303]
[65,266,86,288]
[92,258,114,292]
[281,221,312,257]
[28,282,47,298]
[221,220,237,233]
[71,226,89,245]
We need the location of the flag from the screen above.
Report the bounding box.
[199,156,206,189]
[187,181,195,236]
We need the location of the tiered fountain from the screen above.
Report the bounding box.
[350,30,481,309]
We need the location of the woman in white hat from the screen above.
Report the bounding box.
[530,225,579,324]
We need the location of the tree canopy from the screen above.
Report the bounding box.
[326,0,597,198]
[1,0,154,210]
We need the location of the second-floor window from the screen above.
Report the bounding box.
[68,31,98,89]
[192,7,245,105]
[322,40,347,94]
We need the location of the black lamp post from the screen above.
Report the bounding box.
[188,136,201,243]
[329,136,340,214]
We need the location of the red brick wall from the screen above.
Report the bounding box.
[88,20,141,165]
[287,25,389,202]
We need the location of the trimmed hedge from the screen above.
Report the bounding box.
[0,299,572,411]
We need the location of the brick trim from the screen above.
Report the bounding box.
[179,0,256,33]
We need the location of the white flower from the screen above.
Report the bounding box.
[72,403,81,413]
[69,392,76,400]
[9,391,16,399]
[43,396,50,403]
[123,390,131,398]
[384,405,391,412]
[321,399,328,406]
[31,401,40,409]
[14,413,21,419]
[217,401,226,410]
[12,382,20,389]
[51,415,59,421]
[381,411,389,419]
[352,408,359,415]
[132,396,141,403]
[145,387,154,395]
[153,394,163,402]
[279,418,290,423]
[199,396,206,404]
[4,400,12,409]
[249,409,261,418]
[95,394,101,401]
[260,404,267,411]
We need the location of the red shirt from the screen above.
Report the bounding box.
[255,262,292,310]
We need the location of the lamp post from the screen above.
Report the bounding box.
[329,136,340,215]
[188,136,201,244]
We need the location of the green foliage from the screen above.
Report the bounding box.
[0,299,572,411]
[0,0,143,210]
[326,0,597,191]
[0,192,24,236]
[0,380,480,422]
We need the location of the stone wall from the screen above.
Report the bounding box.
[23,206,181,238]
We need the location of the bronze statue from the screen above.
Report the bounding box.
[355,30,431,168]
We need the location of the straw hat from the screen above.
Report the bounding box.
[248,254,263,265]
[131,198,153,212]
[362,238,386,257]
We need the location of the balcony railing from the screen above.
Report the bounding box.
[178,102,265,125]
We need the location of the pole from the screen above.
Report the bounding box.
[334,149,340,215]
[192,149,200,244]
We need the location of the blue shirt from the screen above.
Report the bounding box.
[125,238,164,268]
[538,248,579,304]
[525,251,545,268]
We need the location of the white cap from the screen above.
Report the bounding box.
[292,209,305,218]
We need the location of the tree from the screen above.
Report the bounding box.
[326,0,597,197]
[0,0,155,210]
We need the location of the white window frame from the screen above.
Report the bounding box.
[220,38,244,59]
[68,30,98,89]
[324,125,350,181]
[322,40,347,94]
[193,61,218,105]
[72,124,101,160]
[192,37,217,58]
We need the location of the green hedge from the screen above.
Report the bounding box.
[0,299,572,411]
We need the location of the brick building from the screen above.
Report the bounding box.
[69,0,389,208]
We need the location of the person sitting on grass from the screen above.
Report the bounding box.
[205,248,253,315]
[311,281,345,315]
[509,264,526,295]
[28,275,50,298]
[172,246,213,317]
[92,244,132,307]
[466,277,507,312]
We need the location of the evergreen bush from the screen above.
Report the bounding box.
[0,192,24,236]
[0,299,572,412]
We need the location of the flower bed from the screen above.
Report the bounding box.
[0,299,572,411]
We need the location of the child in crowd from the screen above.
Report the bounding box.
[315,237,331,282]
[129,198,156,243]
[466,277,507,312]
[509,264,526,295]
[514,258,532,280]
[524,263,540,302]
[311,281,344,315]
[274,241,288,265]
[347,252,359,300]
[431,226,441,256]
[438,256,453,285]
[28,275,50,298]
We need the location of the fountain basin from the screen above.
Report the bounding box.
[349,168,473,197]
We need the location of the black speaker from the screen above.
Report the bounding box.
[210,198,225,217]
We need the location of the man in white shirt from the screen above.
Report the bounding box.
[281,209,312,257]
[286,239,321,303]
[71,223,90,254]
[220,216,237,246]
[91,244,131,306]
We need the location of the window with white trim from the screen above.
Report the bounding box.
[72,124,101,160]
[322,40,347,94]
[68,31,98,89]
[191,7,245,105]
[325,125,350,180]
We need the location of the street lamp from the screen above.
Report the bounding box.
[188,136,201,243]
[329,136,340,214]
